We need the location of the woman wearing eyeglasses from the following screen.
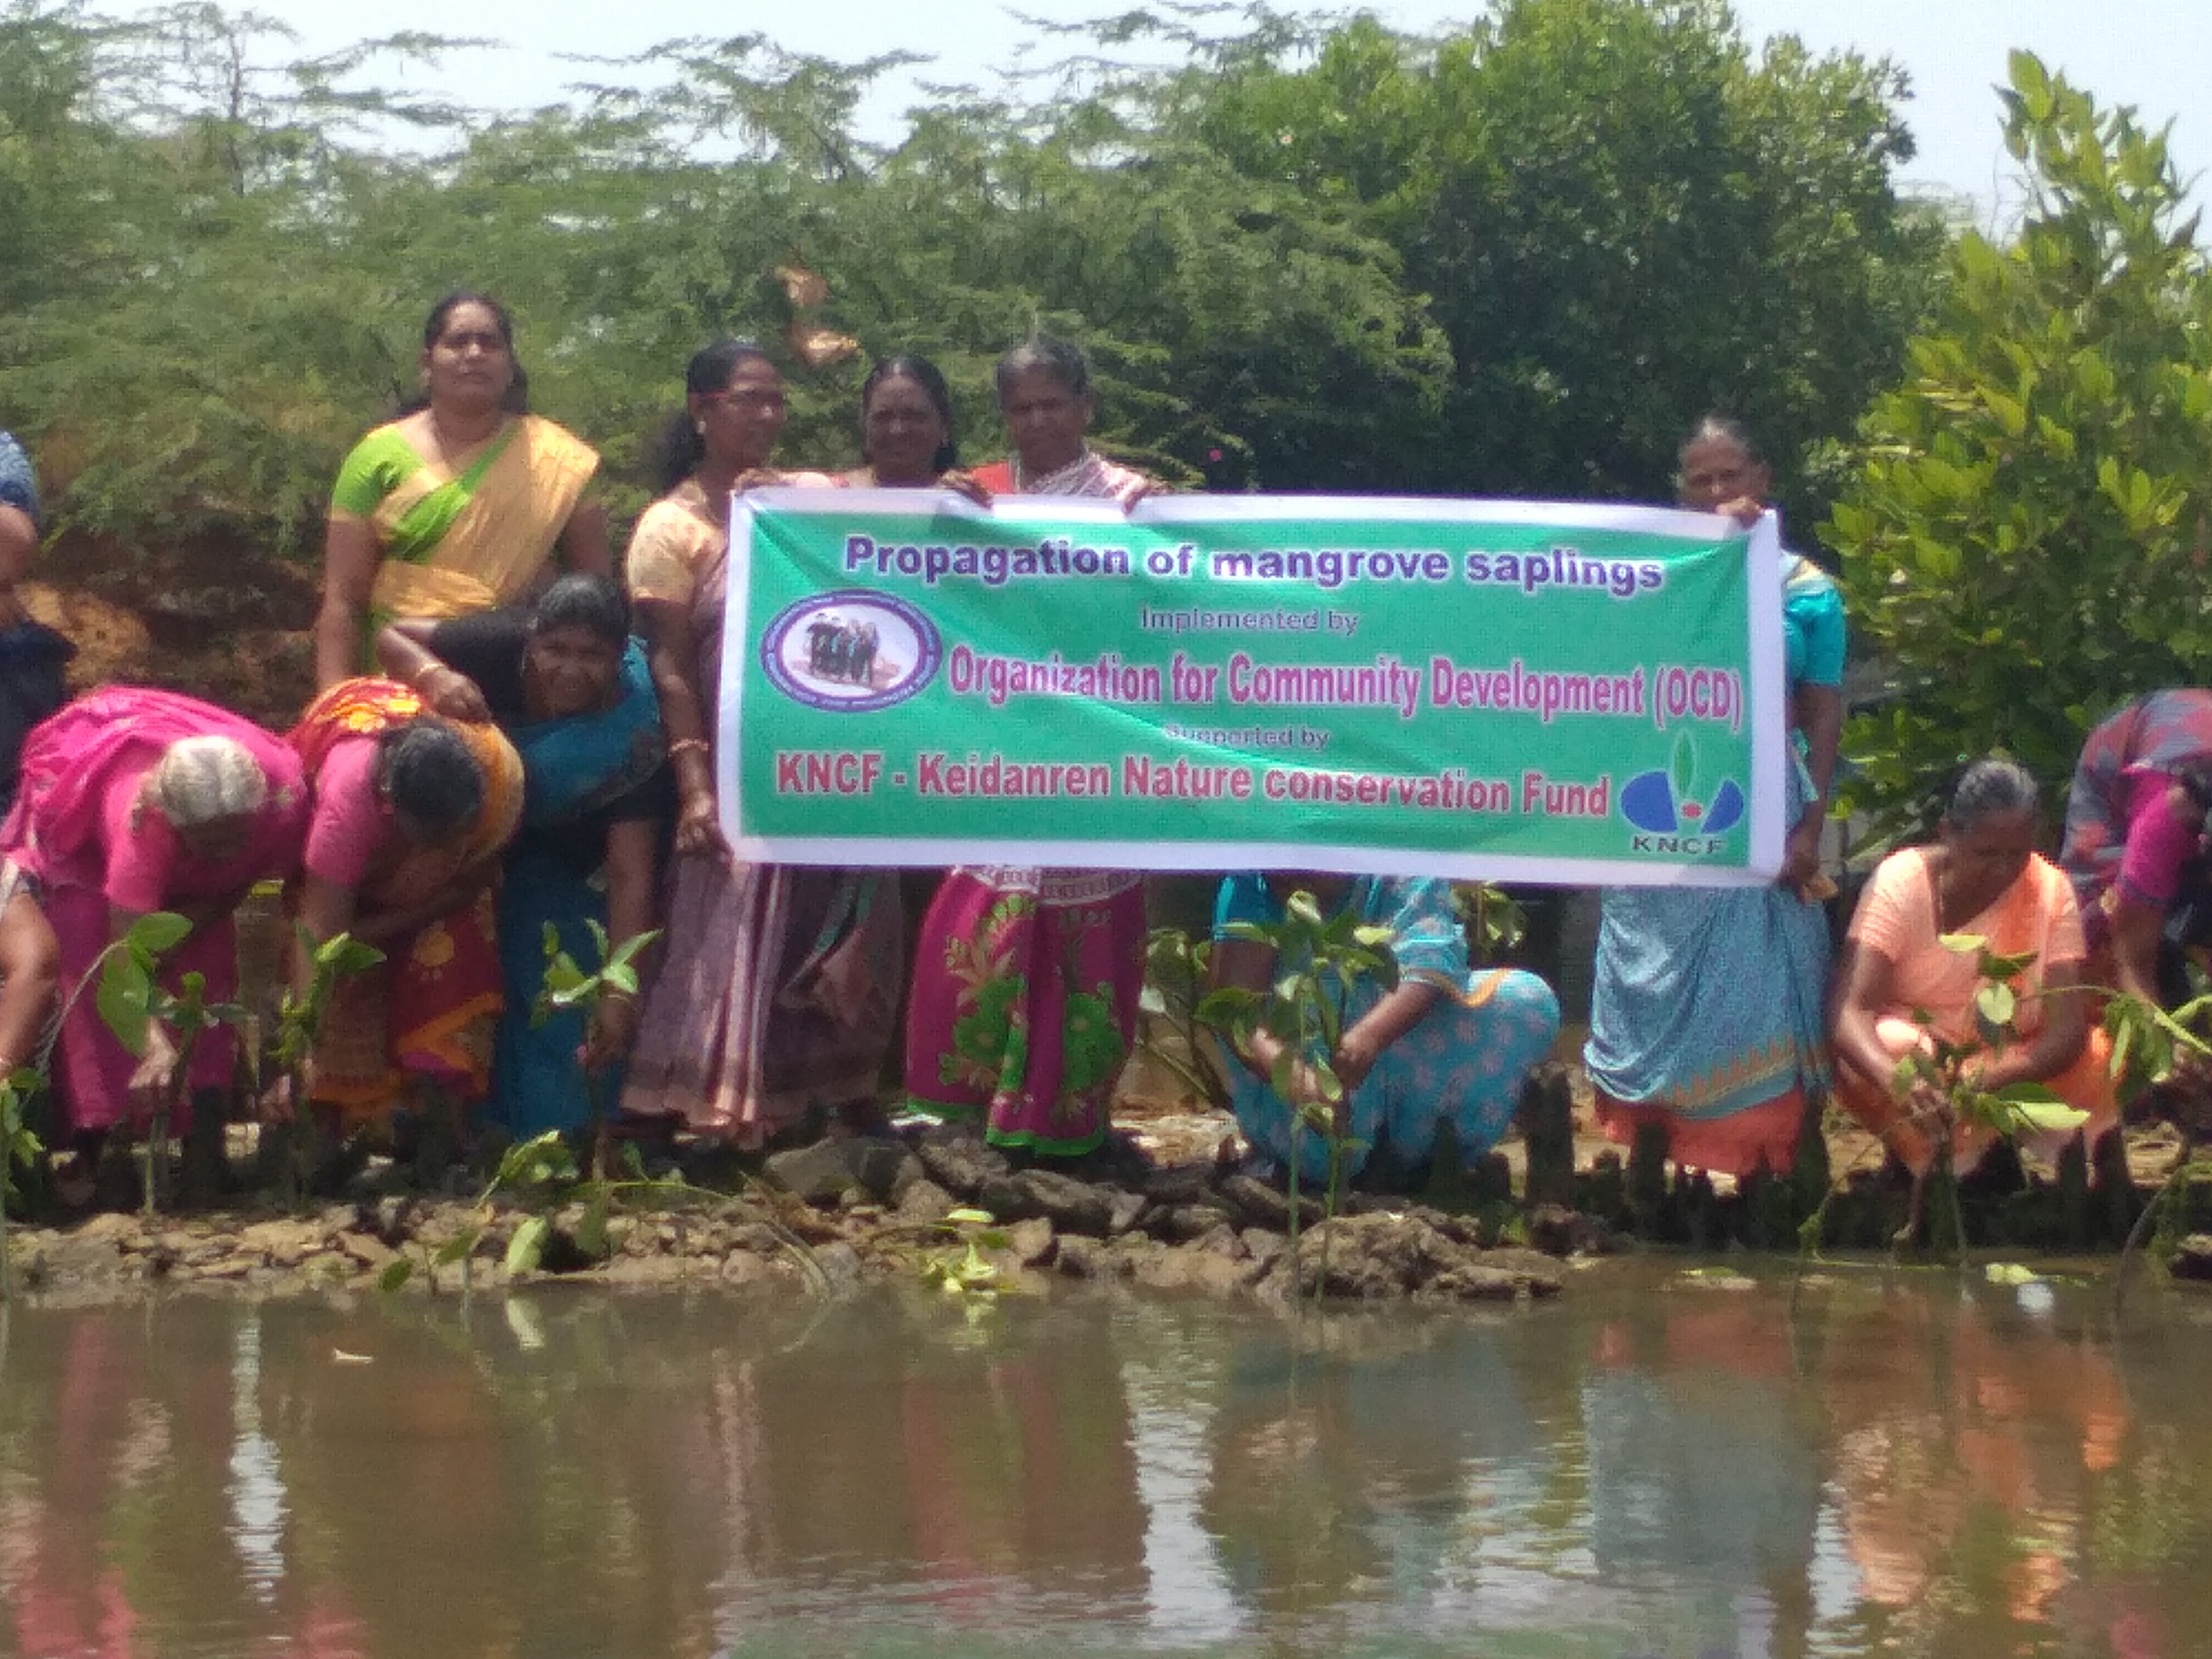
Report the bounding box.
[620,340,905,1147]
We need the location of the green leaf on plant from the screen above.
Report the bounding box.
[432,1226,481,1268]
[95,955,153,1054]
[1192,987,1257,1025]
[2004,1099,2090,1134]
[577,1186,612,1258]
[945,1207,995,1226]
[495,1130,576,1193]
[318,935,384,975]
[1938,933,1987,956]
[1975,982,2017,1027]
[505,1214,550,1275]
[125,912,193,954]
[376,1258,414,1293]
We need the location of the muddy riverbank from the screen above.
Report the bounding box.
[16,1064,2212,1309]
[6,1115,1573,1309]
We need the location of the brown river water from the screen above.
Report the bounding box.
[1,1263,2207,1658]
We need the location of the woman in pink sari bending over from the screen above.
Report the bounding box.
[3,689,309,1197]
[903,338,1161,1157]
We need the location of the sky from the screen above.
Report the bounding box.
[155,0,2210,222]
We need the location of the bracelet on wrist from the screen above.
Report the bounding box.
[668,736,710,759]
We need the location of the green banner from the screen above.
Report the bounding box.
[724,490,1787,886]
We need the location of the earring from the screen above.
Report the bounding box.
[695,420,708,436]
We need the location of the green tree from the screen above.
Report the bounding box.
[1133,0,1941,516]
[1828,51,2212,835]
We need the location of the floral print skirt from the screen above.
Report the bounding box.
[902,867,1147,1156]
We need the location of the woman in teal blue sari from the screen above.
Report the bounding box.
[1584,416,1843,1178]
[379,575,670,1137]
[1210,872,1561,1189]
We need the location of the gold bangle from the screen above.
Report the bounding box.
[668,737,710,758]
[412,661,448,689]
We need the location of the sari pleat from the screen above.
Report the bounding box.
[622,487,904,1146]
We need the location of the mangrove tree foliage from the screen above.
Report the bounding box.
[1829,52,2212,835]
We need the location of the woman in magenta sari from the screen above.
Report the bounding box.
[2,689,309,1197]
[903,339,1160,1157]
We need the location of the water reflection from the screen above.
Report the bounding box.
[3,1269,2212,1658]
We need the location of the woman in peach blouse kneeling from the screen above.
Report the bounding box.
[1829,758,2116,1174]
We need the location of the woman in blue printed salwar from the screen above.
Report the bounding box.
[378,574,670,1139]
[1210,872,1561,1187]
[1583,415,1845,1179]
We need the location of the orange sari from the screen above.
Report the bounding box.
[289,679,525,1119]
[1835,848,2116,1172]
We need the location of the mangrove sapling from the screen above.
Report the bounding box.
[375,1128,830,1295]
[266,927,383,1207]
[533,919,660,1183]
[1195,890,1399,1303]
[376,1128,578,1293]
[1803,935,2089,1266]
[2102,981,2212,1298]
[94,911,249,1216]
[3,918,197,1257]
[1137,928,1233,1113]
[0,1065,45,1302]
[1452,882,1528,966]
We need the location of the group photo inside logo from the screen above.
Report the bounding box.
[760,588,941,714]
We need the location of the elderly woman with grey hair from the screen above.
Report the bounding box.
[1829,758,2116,1175]
[1,689,311,1202]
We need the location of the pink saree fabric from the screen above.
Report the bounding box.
[1,688,308,1133]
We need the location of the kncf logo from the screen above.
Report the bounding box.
[1619,733,1742,855]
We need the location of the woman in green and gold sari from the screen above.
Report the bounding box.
[314,291,610,686]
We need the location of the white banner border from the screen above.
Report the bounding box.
[720,493,1793,889]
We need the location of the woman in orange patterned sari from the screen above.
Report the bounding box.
[1831,758,2116,1174]
[286,678,524,1141]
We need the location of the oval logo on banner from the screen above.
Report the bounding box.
[760,588,941,714]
